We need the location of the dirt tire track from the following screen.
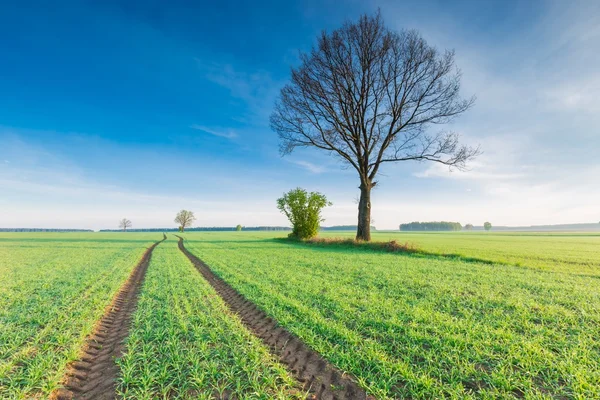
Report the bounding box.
[51,235,166,400]
[176,236,373,400]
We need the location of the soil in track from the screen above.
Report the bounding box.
[51,235,165,400]
[176,236,373,400]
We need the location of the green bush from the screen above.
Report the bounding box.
[277,188,331,239]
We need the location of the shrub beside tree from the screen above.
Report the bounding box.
[277,188,331,239]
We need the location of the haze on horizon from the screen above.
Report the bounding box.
[1,0,599,231]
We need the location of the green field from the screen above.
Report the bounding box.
[182,231,600,399]
[322,231,600,276]
[0,233,157,398]
[1,231,599,399]
[118,236,301,399]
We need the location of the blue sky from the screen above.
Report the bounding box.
[1,0,599,229]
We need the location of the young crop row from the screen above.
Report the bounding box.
[117,238,303,399]
[183,233,600,399]
[0,234,157,398]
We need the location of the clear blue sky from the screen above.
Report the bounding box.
[1,0,599,229]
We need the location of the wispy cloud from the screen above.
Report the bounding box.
[289,160,326,174]
[194,59,283,124]
[190,124,238,139]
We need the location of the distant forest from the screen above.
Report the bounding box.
[99,226,292,232]
[0,228,93,232]
[2,223,598,233]
[98,225,374,232]
[321,225,377,231]
[400,222,462,231]
[474,223,600,232]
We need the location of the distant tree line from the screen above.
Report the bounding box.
[0,228,93,232]
[399,222,462,231]
[321,225,377,231]
[99,226,292,232]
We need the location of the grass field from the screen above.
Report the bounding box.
[0,233,157,398]
[117,236,302,399]
[1,231,599,399]
[321,231,600,276]
[182,231,600,399]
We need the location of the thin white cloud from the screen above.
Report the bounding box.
[413,163,526,181]
[289,160,326,174]
[190,124,237,139]
[194,59,283,124]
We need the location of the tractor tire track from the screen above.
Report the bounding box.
[51,235,166,400]
[176,236,372,400]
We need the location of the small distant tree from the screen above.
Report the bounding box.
[236,224,243,231]
[464,223,474,230]
[175,210,196,232]
[277,188,332,239]
[484,221,492,231]
[118,218,132,231]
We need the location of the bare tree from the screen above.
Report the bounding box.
[118,218,132,232]
[174,210,196,232]
[271,12,480,241]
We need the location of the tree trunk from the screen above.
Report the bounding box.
[356,181,372,241]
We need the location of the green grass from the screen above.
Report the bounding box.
[182,231,600,399]
[0,232,158,398]
[117,236,303,399]
[2,231,599,399]
[322,231,600,276]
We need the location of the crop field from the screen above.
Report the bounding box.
[320,231,600,276]
[1,231,599,399]
[182,231,600,399]
[0,233,157,398]
[117,236,302,399]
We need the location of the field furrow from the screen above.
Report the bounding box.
[182,232,600,399]
[116,236,303,399]
[0,233,159,399]
[53,236,164,400]
[177,236,370,400]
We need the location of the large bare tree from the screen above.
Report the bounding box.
[271,12,480,241]
[118,218,132,231]
[174,210,196,232]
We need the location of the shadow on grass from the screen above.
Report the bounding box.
[272,236,504,267]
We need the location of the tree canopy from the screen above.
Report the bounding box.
[271,12,479,241]
[174,210,196,232]
[118,218,132,231]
